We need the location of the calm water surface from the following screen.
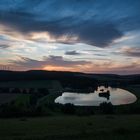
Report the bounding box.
[55,86,137,106]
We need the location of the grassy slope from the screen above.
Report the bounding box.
[124,85,140,98]
[121,85,140,107]
[0,115,140,140]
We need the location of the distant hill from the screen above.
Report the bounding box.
[0,70,139,86]
[0,70,98,89]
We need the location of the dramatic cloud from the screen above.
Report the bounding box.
[0,0,140,74]
[8,55,139,75]
[11,55,91,69]
[0,44,10,49]
[0,10,123,47]
[1,39,139,74]
[2,0,140,47]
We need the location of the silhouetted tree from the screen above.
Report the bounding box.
[99,90,110,100]
[61,103,76,114]
[38,88,49,95]
[22,89,28,94]
[11,88,21,93]
[29,94,38,106]
[29,88,36,94]
[0,87,10,93]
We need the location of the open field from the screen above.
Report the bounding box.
[0,80,62,105]
[0,115,140,140]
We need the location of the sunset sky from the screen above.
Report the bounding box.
[0,0,140,74]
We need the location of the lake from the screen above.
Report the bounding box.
[55,86,137,106]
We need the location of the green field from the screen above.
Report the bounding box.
[0,80,62,105]
[0,115,140,140]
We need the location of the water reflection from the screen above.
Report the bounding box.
[55,86,137,106]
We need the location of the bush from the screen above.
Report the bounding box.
[61,103,76,114]
[99,102,114,114]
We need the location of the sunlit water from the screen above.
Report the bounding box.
[55,86,137,106]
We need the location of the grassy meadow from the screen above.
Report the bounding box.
[0,115,140,140]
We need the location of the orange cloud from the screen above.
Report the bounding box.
[43,65,78,72]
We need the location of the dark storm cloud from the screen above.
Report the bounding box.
[11,55,91,68]
[65,50,81,55]
[0,0,140,47]
[124,52,140,57]
[0,44,10,49]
